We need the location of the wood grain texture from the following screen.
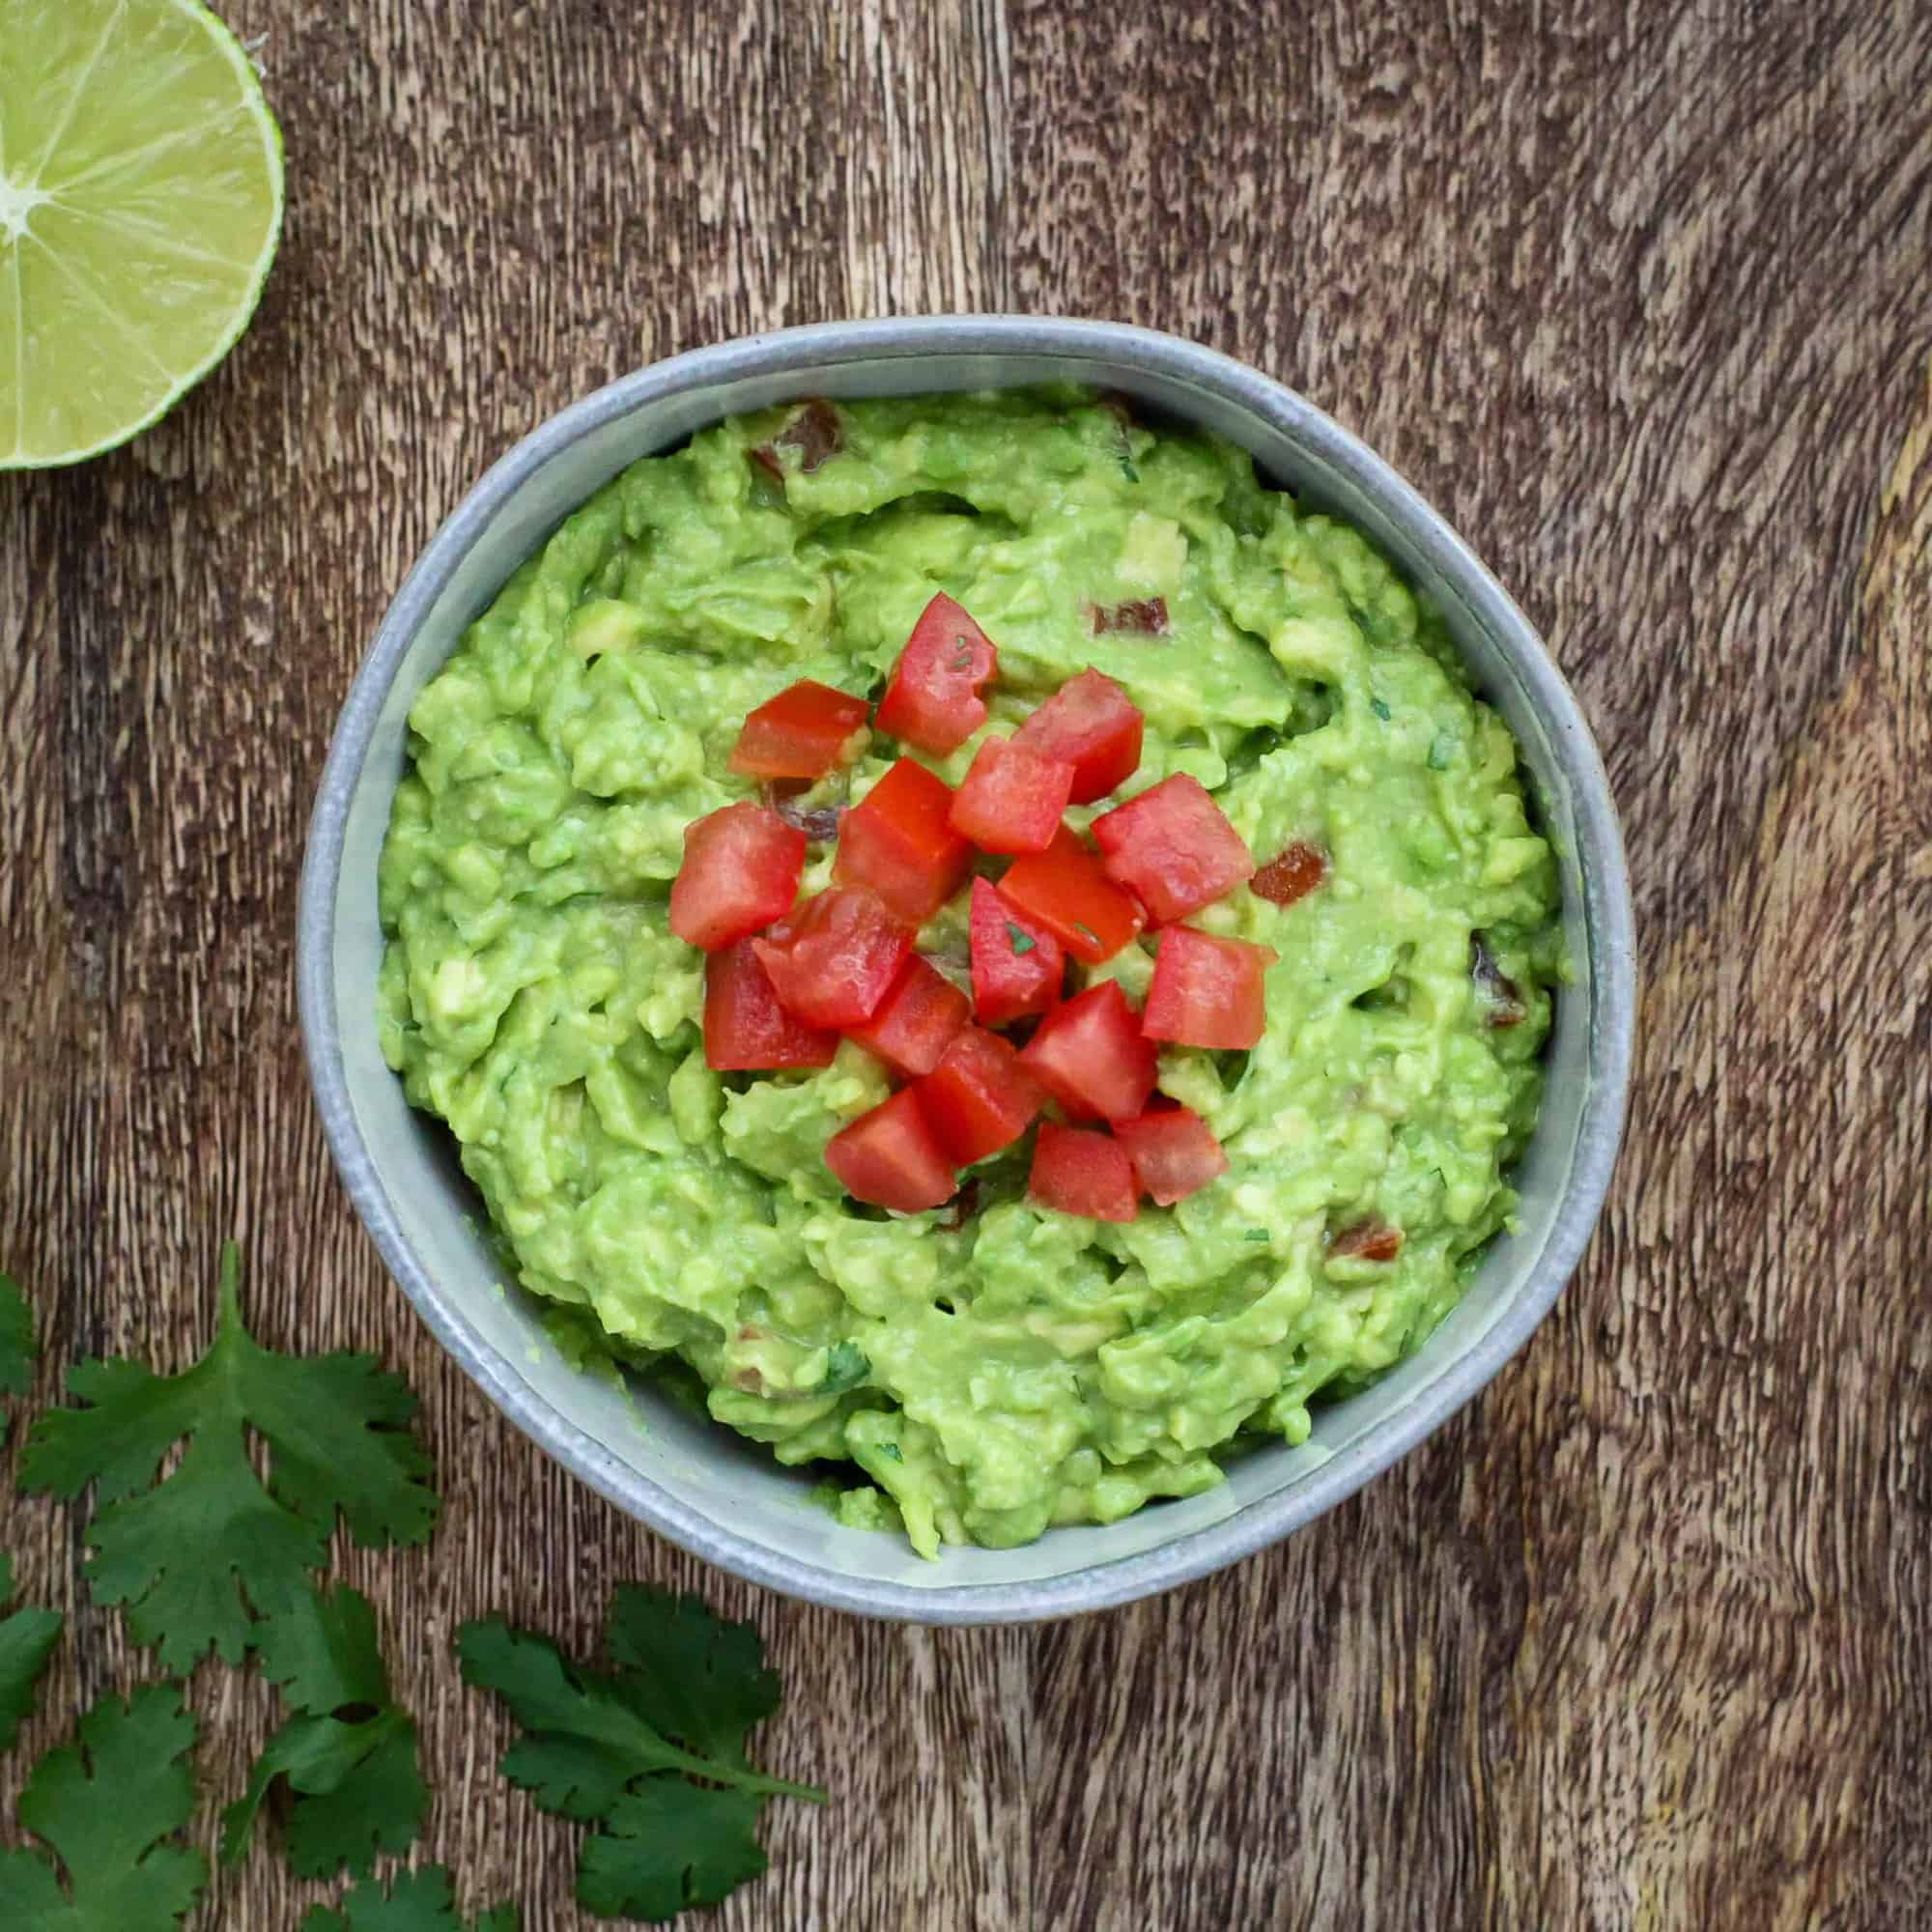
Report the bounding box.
[2,1,1928,1926]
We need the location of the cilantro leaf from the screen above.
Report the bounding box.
[458,1590,822,1921]
[578,1784,767,1920]
[222,1586,429,1877]
[302,1866,519,1932]
[816,1341,868,1395]
[0,1682,207,1930]
[19,1243,440,1669]
[0,1554,63,1753]
[1005,922,1036,956]
[0,1269,35,1411]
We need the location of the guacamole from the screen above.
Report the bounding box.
[377,388,1561,1556]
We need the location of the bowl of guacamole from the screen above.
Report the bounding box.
[299,319,1634,1620]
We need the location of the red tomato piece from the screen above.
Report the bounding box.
[751,887,912,1029]
[968,878,1064,1029]
[1011,668,1146,804]
[703,941,839,1070]
[874,593,999,754]
[914,1026,1045,1166]
[1113,1106,1229,1206]
[824,1089,958,1213]
[727,679,870,781]
[1028,1122,1139,1222]
[1331,1220,1405,1263]
[1091,774,1255,923]
[833,757,974,925]
[1252,840,1328,908]
[947,735,1075,854]
[845,953,972,1080]
[996,826,1147,965]
[1090,597,1169,636]
[1141,926,1278,1050]
[669,802,807,952]
[1019,981,1159,1123]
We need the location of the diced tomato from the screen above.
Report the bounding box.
[1331,1220,1405,1263]
[947,735,1074,854]
[1091,774,1255,923]
[825,1090,958,1213]
[1113,1106,1229,1206]
[1090,597,1168,636]
[968,878,1064,1029]
[1010,668,1146,804]
[703,941,839,1070]
[751,887,911,1029]
[669,802,806,952]
[914,1026,1045,1166]
[750,398,842,480]
[1252,840,1328,908]
[833,757,974,925]
[873,594,999,754]
[1019,981,1159,1123]
[996,826,1146,965]
[1141,926,1277,1050]
[845,953,972,1079]
[1028,1123,1138,1222]
[1470,933,1526,1028]
[728,680,869,781]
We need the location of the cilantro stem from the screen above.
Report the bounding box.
[645,1741,827,1804]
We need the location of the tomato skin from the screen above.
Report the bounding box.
[824,1089,959,1213]
[1029,1123,1139,1222]
[703,941,840,1070]
[669,802,807,952]
[751,887,912,1030]
[845,953,972,1079]
[914,1026,1045,1166]
[1019,981,1159,1123]
[1252,840,1328,909]
[1011,668,1144,804]
[947,735,1075,854]
[833,757,974,925]
[968,878,1064,1028]
[728,680,870,781]
[874,594,999,754]
[1331,1220,1404,1263]
[1091,774,1255,923]
[996,826,1146,965]
[1113,1106,1229,1206]
[1141,926,1278,1050]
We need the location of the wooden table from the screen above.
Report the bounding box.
[5,2,1929,1924]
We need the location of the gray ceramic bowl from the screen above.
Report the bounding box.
[298,317,1634,1622]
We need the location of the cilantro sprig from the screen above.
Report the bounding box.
[19,1243,440,1670]
[221,1585,429,1878]
[304,1866,518,1932]
[458,1587,823,1922]
[0,1269,36,1418]
[0,1554,62,1752]
[0,1683,207,1931]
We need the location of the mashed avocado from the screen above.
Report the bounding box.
[377,388,1561,1556]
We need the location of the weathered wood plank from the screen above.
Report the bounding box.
[2,1,1929,1927]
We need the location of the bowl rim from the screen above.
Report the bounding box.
[298,315,1635,1622]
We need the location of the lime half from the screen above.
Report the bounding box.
[0,0,284,469]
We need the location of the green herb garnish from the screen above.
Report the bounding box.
[1427,731,1454,770]
[1243,1230,1272,1243]
[1006,923,1037,956]
[18,1243,440,1670]
[221,1585,429,1878]
[457,1587,824,1922]
[0,1553,62,1753]
[303,1867,520,1932]
[1370,696,1392,721]
[817,1341,870,1395]
[0,1270,34,1415]
[0,1683,207,1931]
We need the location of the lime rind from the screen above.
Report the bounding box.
[0,0,285,470]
